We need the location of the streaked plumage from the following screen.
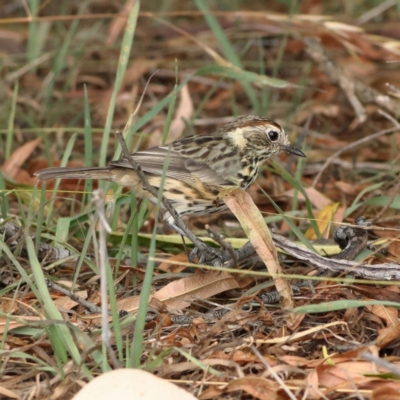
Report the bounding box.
[35,115,305,234]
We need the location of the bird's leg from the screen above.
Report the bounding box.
[115,132,225,267]
[189,246,225,267]
[167,221,224,267]
[180,234,190,261]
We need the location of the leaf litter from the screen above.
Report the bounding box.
[1,2,400,399]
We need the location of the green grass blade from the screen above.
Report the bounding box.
[99,1,140,168]
[44,19,80,117]
[129,196,140,269]
[35,183,46,254]
[196,65,296,89]
[129,148,172,368]
[194,0,241,67]
[174,347,222,377]
[270,160,320,238]
[0,171,9,219]
[25,236,96,375]
[294,299,400,314]
[55,217,72,246]
[194,0,259,109]
[0,240,98,374]
[27,0,39,63]
[365,195,400,209]
[120,62,293,158]
[261,188,315,252]
[345,182,385,217]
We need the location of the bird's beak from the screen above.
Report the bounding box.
[281,145,306,157]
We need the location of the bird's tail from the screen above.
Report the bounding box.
[34,166,114,181]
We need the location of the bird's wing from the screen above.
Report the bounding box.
[109,144,234,186]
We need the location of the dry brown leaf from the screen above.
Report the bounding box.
[53,290,88,311]
[0,386,20,400]
[278,355,309,367]
[1,298,18,314]
[50,382,72,400]
[158,253,190,272]
[367,304,398,327]
[2,137,42,179]
[168,85,194,141]
[372,385,400,400]
[106,0,136,46]
[0,315,43,334]
[283,186,332,210]
[349,285,400,303]
[305,369,320,399]
[123,59,158,86]
[376,321,400,349]
[305,202,340,240]
[117,270,239,312]
[338,56,377,78]
[224,376,280,400]
[311,345,379,367]
[223,189,293,311]
[198,385,223,400]
[294,104,340,124]
[334,181,366,196]
[208,350,278,366]
[203,88,232,110]
[0,298,46,333]
[148,297,168,313]
[317,360,400,389]
[160,325,196,344]
[387,239,400,259]
[206,308,260,338]
[116,265,146,281]
[154,270,239,310]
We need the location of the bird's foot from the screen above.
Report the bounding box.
[189,245,225,267]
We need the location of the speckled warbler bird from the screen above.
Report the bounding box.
[35,115,305,234]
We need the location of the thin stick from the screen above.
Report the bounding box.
[47,280,102,314]
[251,346,298,400]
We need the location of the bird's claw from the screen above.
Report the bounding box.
[189,245,224,267]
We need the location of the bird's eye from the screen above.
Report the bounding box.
[268,131,279,141]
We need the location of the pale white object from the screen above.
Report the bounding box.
[73,368,197,400]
